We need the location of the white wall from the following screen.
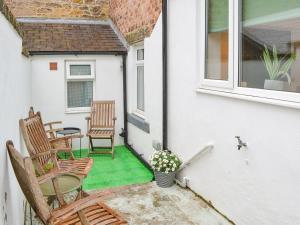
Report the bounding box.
[0,13,31,225]
[31,55,125,149]
[167,0,300,224]
[127,15,163,160]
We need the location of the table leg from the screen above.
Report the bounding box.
[80,136,82,158]
[64,135,67,159]
[29,205,33,225]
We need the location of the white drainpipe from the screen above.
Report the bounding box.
[175,143,214,188]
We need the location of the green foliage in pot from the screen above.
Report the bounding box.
[262,45,296,85]
[44,161,54,172]
[150,150,182,173]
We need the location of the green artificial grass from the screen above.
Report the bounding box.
[63,146,153,191]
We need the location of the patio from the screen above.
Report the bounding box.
[3,0,300,224]
[25,183,233,225]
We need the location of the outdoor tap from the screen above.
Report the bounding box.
[235,136,247,150]
[119,128,126,138]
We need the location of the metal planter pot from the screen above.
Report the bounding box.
[154,171,176,188]
[264,80,289,91]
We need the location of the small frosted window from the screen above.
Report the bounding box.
[137,49,144,61]
[70,65,91,76]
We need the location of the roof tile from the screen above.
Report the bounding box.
[19,22,127,54]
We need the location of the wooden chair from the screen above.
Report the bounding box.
[20,112,93,177]
[6,140,127,225]
[86,101,116,159]
[29,107,64,140]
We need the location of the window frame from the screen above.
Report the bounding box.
[65,60,96,113]
[134,45,145,118]
[199,0,234,89]
[198,0,300,105]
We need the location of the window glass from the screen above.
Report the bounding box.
[137,49,144,61]
[67,81,93,108]
[70,65,91,76]
[137,66,145,111]
[240,0,300,93]
[205,0,229,80]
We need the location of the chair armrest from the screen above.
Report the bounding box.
[31,149,57,160]
[46,128,64,134]
[44,121,62,126]
[51,191,112,220]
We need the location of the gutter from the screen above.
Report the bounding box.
[162,0,168,150]
[29,51,127,56]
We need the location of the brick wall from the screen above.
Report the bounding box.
[4,0,109,19]
[109,0,162,44]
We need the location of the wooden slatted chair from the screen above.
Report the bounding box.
[86,101,116,159]
[6,140,127,225]
[20,112,93,177]
[29,107,64,140]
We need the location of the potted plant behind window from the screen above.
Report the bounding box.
[262,45,296,91]
[150,150,182,188]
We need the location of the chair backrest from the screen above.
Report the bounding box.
[90,100,115,129]
[19,112,52,168]
[6,141,51,224]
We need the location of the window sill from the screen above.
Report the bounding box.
[196,88,300,110]
[65,108,91,114]
[128,113,150,133]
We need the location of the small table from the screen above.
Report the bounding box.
[56,127,82,157]
[40,173,83,206]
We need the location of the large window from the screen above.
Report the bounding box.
[66,61,95,112]
[136,47,145,115]
[240,1,300,93]
[200,0,300,103]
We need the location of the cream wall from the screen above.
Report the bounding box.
[0,13,31,225]
[31,55,125,149]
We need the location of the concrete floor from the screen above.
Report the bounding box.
[26,182,233,225]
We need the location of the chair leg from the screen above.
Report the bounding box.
[111,136,115,159]
[88,136,94,155]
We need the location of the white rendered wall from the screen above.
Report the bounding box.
[127,15,163,160]
[167,0,300,224]
[0,13,31,225]
[31,55,124,149]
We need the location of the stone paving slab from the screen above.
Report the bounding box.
[25,182,233,225]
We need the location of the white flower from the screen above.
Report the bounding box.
[172,168,175,171]
[155,155,159,158]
